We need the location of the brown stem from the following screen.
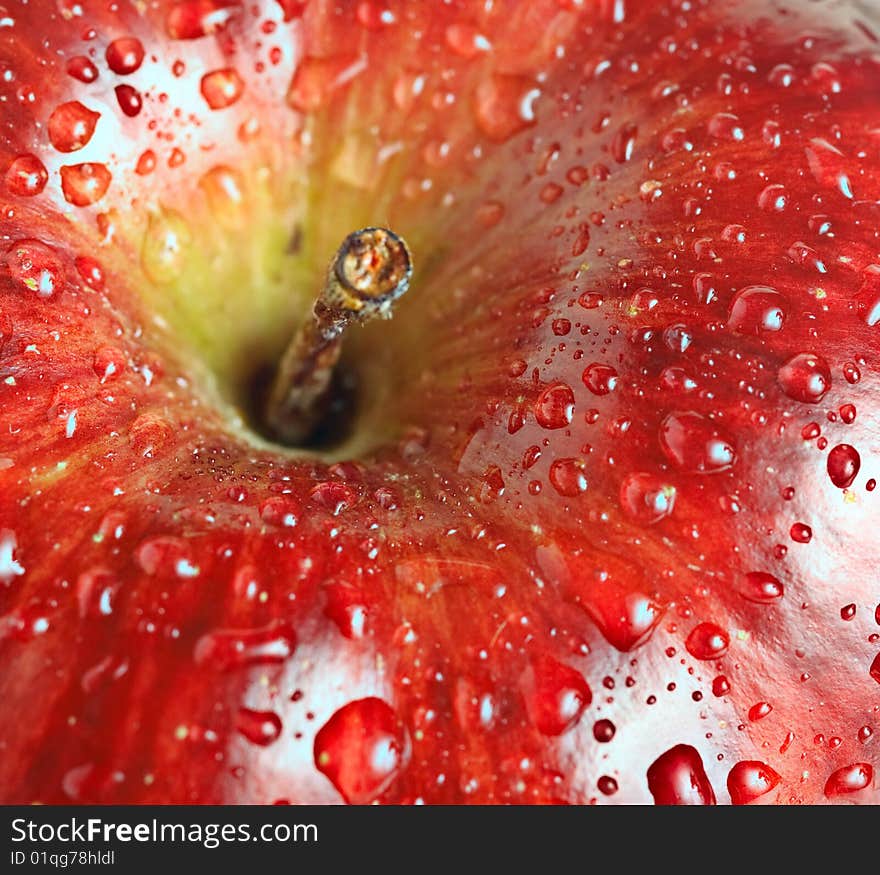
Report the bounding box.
[265,227,413,445]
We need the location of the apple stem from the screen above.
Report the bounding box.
[265,227,413,446]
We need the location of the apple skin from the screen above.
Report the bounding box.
[0,0,879,804]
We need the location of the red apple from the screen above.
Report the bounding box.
[0,0,878,805]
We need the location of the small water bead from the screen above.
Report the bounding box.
[824,763,873,798]
[685,622,730,660]
[659,411,737,474]
[201,68,245,109]
[840,604,857,621]
[842,362,861,385]
[593,719,616,742]
[870,653,880,685]
[738,571,784,605]
[313,697,409,804]
[60,163,112,206]
[805,137,853,199]
[136,150,157,175]
[826,444,860,489]
[727,286,786,334]
[4,154,48,197]
[115,84,142,117]
[727,761,781,805]
[106,37,145,75]
[619,472,675,524]
[858,726,873,743]
[597,776,618,796]
[48,101,100,152]
[778,353,831,404]
[789,523,812,544]
[610,121,637,163]
[549,458,588,497]
[534,382,574,429]
[66,56,99,82]
[647,744,716,805]
[748,702,773,722]
[712,676,730,697]
[235,708,282,746]
[582,362,618,395]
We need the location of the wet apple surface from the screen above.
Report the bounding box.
[0,0,878,804]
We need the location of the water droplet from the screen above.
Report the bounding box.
[310,481,358,515]
[737,571,784,604]
[474,74,540,142]
[824,763,873,798]
[727,761,781,805]
[789,522,812,544]
[758,183,787,212]
[66,56,99,83]
[445,22,490,57]
[778,353,831,404]
[869,653,880,685]
[3,239,63,297]
[523,655,592,736]
[805,138,853,199]
[619,472,675,524]
[582,362,618,395]
[323,580,368,639]
[597,776,618,795]
[141,209,191,283]
[5,154,48,197]
[106,37,145,75]
[708,112,744,141]
[201,68,245,109]
[48,101,100,152]
[685,622,729,660]
[712,675,731,697]
[840,603,857,621]
[115,84,142,117]
[548,458,588,497]
[166,0,241,40]
[314,697,409,804]
[748,701,772,721]
[585,588,665,652]
[92,345,125,383]
[610,122,637,163]
[259,496,299,527]
[60,163,112,206]
[534,382,574,429]
[659,411,737,474]
[76,568,119,618]
[647,744,716,805]
[593,718,616,742]
[727,286,786,334]
[193,621,297,671]
[827,444,860,489]
[235,708,282,746]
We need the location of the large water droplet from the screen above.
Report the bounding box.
[194,621,297,671]
[727,761,781,805]
[60,163,112,206]
[805,138,853,199]
[314,697,409,804]
[105,37,145,75]
[582,362,618,395]
[685,622,729,660]
[201,68,245,109]
[778,353,831,404]
[473,74,540,142]
[4,154,48,197]
[727,286,786,334]
[826,444,860,489]
[824,763,873,798]
[48,101,100,153]
[647,745,716,805]
[166,0,241,40]
[523,655,591,736]
[534,382,574,429]
[737,571,784,604]
[619,472,675,524]
[3,239,63,297]
[323,580,368,639]
[659,411,737,474]
[548,458,588,497]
